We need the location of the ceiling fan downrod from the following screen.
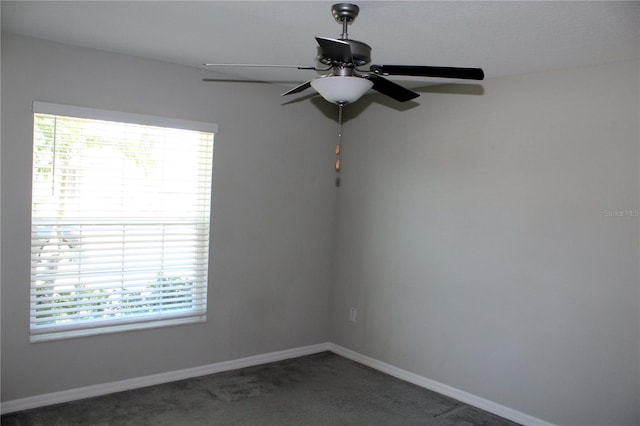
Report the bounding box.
[331,3,360,39]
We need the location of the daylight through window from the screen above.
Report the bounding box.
[30,102,216,341]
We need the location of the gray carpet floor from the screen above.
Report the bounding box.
[1,352,520,425]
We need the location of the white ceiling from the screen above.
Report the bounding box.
[2,1,639,87]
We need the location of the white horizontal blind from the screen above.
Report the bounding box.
[30,102,215,341]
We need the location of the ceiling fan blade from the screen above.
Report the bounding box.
[363,75,419,102]
[281,80,314,96]
[370,65,484,80]
[204,63,319,70]
[315,37,353,64]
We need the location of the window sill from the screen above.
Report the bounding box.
[30,315,206,343]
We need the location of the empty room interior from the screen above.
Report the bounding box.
[1,1,639,425]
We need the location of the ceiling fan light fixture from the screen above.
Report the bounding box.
[311,76,373,104]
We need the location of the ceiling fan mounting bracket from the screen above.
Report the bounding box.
[331,3,360,24]
[370,64,383,74]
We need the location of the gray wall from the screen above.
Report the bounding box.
[1,34,336,400]
[330,60,640,425]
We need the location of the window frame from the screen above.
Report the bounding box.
[29,101,217,342]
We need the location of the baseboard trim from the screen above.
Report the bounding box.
[2,341,554,425]
[1,342,330,414]
[327,343,555,426]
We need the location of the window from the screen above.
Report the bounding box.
[30,102,216,342]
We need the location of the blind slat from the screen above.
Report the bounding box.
[32,298,204,317]
[32,290,202,304]
[31,303,208,326]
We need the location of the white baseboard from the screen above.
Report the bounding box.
[2,341,554,426]
[327,343,555,426]
[1,342,330,414]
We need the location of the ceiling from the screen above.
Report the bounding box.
[2,1,639,88]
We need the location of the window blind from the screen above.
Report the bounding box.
[30,102,216,341]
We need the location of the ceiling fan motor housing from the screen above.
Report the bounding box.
[317,39,371,67]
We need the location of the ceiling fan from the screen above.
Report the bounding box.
[204,3,484,181]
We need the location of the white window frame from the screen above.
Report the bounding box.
[30,101,217,342]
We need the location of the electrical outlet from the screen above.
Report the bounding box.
[349,307,357,323]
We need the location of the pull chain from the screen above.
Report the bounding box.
[335,103,344,187]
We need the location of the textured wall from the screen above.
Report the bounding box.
[330,61,640,425]
[1,34,336,401]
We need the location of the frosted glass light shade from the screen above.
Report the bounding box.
[311,76,374,104]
